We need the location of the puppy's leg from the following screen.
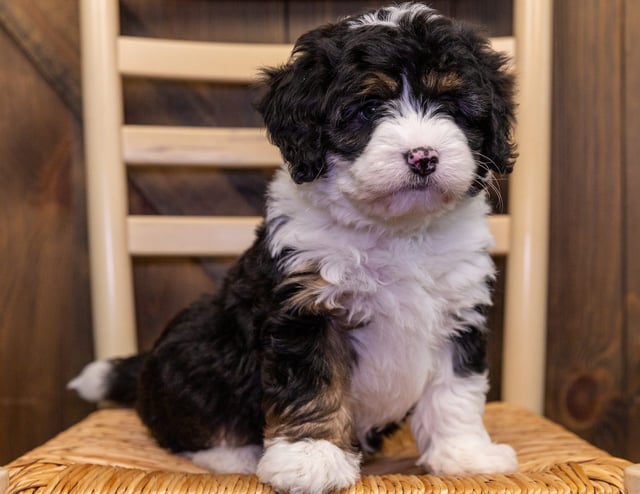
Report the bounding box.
[410,342,517,475]
[257,315,360,494]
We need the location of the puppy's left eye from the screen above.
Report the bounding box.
[358,102,380,121]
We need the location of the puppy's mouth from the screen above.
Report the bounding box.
[401,177,434,192]
[394,175,449,196]
[374,176,455,203]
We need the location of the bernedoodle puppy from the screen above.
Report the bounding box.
[70,3,518,492]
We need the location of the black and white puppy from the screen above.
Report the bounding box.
[70,3,518,493]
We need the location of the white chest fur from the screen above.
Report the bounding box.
[266,172,496,447]
[345,219,495,444]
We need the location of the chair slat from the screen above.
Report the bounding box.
[490,36,516,58]
[490,214,510,255]
[122,126,281,167]
[127,216,262,256]
[118,36,514,83]
[118,37,292,82]
[127,215,509,257]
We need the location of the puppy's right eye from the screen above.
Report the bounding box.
[358,102,380,121]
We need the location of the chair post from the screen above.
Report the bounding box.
[501,0,553,413]
[80,0,137,359]
[626,465,640,494]
[0,466,8,494]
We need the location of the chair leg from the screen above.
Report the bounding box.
[625,464,640,493]
[0,466,8,493]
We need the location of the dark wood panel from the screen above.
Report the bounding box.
[546,0,626,456]
[287,1,400,40]
[121,0,285,42]
[623,0,640,462]
[0,25,93,464]
[287,0,510,41]
[450,0,512,36]
[0,0,81,117]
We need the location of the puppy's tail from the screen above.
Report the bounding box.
[67,353,148,406]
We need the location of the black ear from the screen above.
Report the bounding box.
[256,27,338,184]
[464,28,517,175]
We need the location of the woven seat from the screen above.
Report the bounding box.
[4,403,631,494]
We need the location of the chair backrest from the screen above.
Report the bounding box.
[79,0,552,413]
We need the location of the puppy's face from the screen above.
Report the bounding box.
[258,3,515,221]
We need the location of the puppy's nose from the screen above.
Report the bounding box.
[405,146,439,176]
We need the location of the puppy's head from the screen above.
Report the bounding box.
[258,3,515,220]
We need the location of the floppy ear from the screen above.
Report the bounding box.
[256,27,338,184]
[464,29,517,175]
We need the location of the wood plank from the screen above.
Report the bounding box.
[122,126,281,167]
[0,0,81,116]
[451,0,514,36]
[287,1,455,41]
[119,37,292,82]
[287,0,512,41]
[132,256,230,352]
[546,0,626,456]
[119,35,512,83]
[127,215,510,257]
[0,24,93,465]
[489,215,510,255]
[287,1,397,41]
[128,216,260,256]
[121,0,286,43]
[623,0,640,462]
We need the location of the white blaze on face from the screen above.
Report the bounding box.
[333,93,476,221]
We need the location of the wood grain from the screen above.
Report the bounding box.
[450,0,513,36]
[121,0,286,43]
[0,0,81,117]
[623,0,640,462]
[546,0,626,457]
[286,0,511,41]
[0,24,93,464]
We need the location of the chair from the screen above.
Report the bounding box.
[2,0,638,492]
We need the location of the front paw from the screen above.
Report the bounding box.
[257,438,360,494]
[420,439,517,476]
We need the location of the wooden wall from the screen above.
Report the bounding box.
[0,0,638,466]
[546,0,635,459]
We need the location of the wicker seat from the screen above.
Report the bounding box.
[2,0,638,493]
[4,404,632,494]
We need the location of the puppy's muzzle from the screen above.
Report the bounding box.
[405,146,439,176]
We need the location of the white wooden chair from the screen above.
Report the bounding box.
[3,0,638,493]
[84,0,543,414]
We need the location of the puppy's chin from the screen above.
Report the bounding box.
[353,184,464,221]
[330,174,460,222]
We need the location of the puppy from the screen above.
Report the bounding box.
[70,3,518,493]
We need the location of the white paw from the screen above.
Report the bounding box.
[257,438,360,494]
[420,439,517,475]
[67,360,113,402]
[185,444,263,474]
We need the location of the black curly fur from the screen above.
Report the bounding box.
[257,9,515,185]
